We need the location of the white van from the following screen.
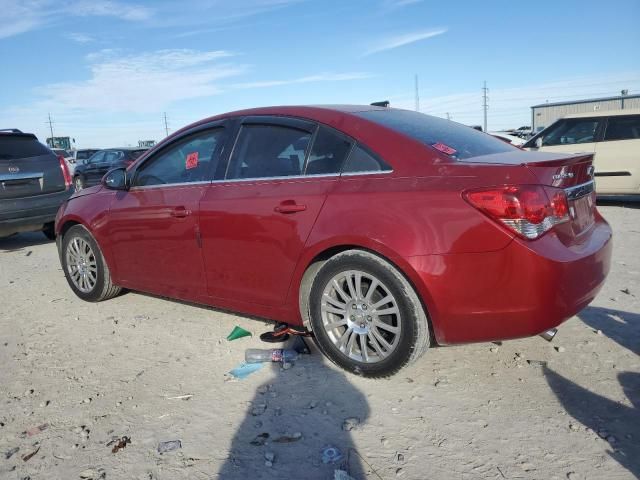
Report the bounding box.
[523,110,640,195]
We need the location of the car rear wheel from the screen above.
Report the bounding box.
[308,250,430,378]
[74,176,84,191]
[61,225,121,302]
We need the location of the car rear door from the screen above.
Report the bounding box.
[104,124,229,300]
[199,118,352,307]
[594,114,640,194]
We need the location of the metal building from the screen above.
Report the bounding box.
[531,93,640,132]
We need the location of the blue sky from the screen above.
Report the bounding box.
[1,0,639,147]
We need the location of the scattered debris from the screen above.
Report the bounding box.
[489,347,499,353]
[79,468,106,479]
[22,424,48,437]
[395,452,405,463]
[265,451,275,467]
[335,470,357,480]
[166,394,193,401]
[133,315,149,321]
[107,436,131,453]
[5,447,19,459]
[25,250,32,257]
[157,440,182,454]
[227,325,252,341]
[250,433,269,446]
[555,346,566,353]
[526,360,547,367]
[251,404,267,416]
[228,362,263,380]
[274,432,302,443]
[22,446,40,462]
[342,417,360,431]
[620,288,631,295]
[321,445,344,464]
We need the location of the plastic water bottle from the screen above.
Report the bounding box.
[245,348,299,364]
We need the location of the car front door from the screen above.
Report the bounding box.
[594,114,640,194]
[104,125,229,300]
[199,118,353,307]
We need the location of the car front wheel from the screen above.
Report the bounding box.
[74,176,84,191]
[61,225,121,302]
[308,250,430,378]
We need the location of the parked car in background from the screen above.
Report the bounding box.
[72,147,147,191]
[523,110,640,195]
[490,131,526,147]
[74,148,99,165]
[55,106,611,378]
[1,129,73,239]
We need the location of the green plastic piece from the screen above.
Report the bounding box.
[227,325,252,341]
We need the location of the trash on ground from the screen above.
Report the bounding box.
[250,433,269,446]
[166,394,193,401]
[526,359,548,367]
[4,447,19,460]
[22,423,48,437]
[334,470,356,480]
[245,348,298,364]
[22,446,40,462]
[107,435,131,453]
[157,439,182,454]
[265,451,275,467]
[342,417,360,431]
[321,445,344,464]
[79,468,106,479]
[228,362,264,380]
[274,432,302,443]
[227,325,252,341]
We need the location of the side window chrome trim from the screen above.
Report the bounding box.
[129,180,212,191]
[340,169,393,177]
[212,173,341,184]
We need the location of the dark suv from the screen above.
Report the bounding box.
[0,129,73,239]
[73,148,147,191]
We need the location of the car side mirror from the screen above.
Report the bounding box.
[535,137,543,148]
[83,158,89,165]
[102,167,129,191]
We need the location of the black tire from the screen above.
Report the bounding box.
[74,176,84,191]
[308,249,430,378]
[61,225,121,302]
[42,222,56,240]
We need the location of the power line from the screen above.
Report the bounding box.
[482,81,489,132]
[46,113,55,142]
[163,112,169,137]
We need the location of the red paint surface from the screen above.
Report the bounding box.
[55,106,612,345]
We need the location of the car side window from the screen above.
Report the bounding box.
[604,115,640,141]
[87,151,104,164]
[104,151,124,164]
[542,119,601,146]
[134,129,223,187]
[305,126,352,175]
[226,125,311,180]
[342,145,391,174]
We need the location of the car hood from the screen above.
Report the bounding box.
[71,184,103,199]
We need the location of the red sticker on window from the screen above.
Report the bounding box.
[432,142,457,156]
[186,152,199,170]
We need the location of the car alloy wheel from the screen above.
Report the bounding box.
[320,270,402,363]
[74,177,83,191]
[65,237,98,293]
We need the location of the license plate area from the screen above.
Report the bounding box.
[569,193,595,233]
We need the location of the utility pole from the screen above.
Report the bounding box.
[163,112,169,137]
[446,112,451,121]
[482,81,489,132]
[414,75,420,112]
[47,113,55,145]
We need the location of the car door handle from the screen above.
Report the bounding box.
[170,206,191,218]
[274,201,307,214]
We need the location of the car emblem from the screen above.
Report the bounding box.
[587,165,595,178]
[552,171,574,181]
[8,166,19,173]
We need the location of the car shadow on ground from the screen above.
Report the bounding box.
[578,306,640,356]
[543,367,640,478]
[0,232,54,252]
[217,338,370,479]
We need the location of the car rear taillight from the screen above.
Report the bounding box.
[58,155,72,190]
[464,185,570,240]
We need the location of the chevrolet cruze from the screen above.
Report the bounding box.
[55,106,612,377]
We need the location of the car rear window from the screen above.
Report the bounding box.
[355,109,514,160]
[0,135,51,160]
[76,150,97,160]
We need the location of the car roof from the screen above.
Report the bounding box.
[564,109,640,119]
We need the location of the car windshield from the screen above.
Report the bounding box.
[355,109,515,160]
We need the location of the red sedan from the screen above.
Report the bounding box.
[55,106,612,378]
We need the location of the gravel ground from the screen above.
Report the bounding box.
[0,202,638,480]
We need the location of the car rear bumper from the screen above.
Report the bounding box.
[0,189,72,237]
[408,216,613,344]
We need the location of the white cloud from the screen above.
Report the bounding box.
[363,28,447,56]
[0,0,153,39]
[234,72,373,89]
[65,32,94,43]
[33,49,245,113]
[382,0,423,9]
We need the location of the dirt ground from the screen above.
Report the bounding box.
[1,201,638,480]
